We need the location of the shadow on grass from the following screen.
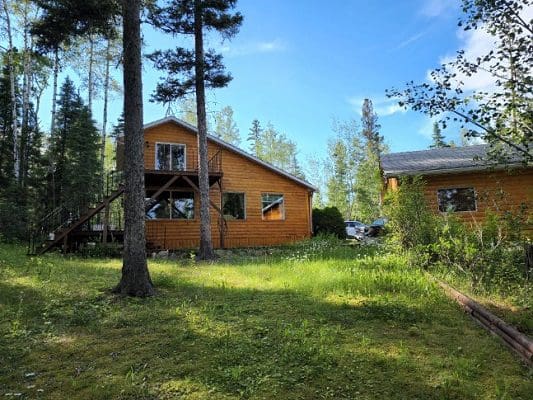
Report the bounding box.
[1,271,531,400]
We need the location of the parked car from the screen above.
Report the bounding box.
[366,217,388,237]
[345,220,367,239]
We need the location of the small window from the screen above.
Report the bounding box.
[437,188,477,212]
[223,192,245,220]
[146,191,194,219]
[156,143,185,171]
[262,193,284,221]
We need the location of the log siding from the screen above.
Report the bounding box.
[142,120,314,249]
[385,168,533,236]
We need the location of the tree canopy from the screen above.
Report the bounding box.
[387,0,532,162]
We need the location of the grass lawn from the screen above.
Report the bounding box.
[1,242,532,399]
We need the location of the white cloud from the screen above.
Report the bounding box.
[431,28,497,92]
[219,39,286,57]
[418,116,439,139]
[419,0,459,18]
[428,3,532,93]
[347,96,407,117]
[397,31,427,49]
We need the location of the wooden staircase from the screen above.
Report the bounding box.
[28,171,124,256]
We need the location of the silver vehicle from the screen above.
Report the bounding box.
[345,220,367,239]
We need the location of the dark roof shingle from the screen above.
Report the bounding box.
[381,145,497,176]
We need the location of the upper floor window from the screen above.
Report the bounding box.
[262,193,284,221]
[222,192,245,220]
[437,187,477,212]
[156,143,185,171]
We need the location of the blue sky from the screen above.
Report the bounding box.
[40,0,473,161]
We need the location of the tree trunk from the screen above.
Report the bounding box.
[194,0,215,260]
[50,47,59,134]
[20,0,32,185]
[88,35,94,113]
[113,0,154,297]
[2,0,19,181]
[101,39,111,194]
[526,244,533,280]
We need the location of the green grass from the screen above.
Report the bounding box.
[1,241,532,399]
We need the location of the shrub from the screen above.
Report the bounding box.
[383,176,436,249]
[312,207,346,239]
[429,212,528,289]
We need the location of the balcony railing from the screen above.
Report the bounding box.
[152,149,222,174]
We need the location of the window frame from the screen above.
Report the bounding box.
[154,142,187,171]
[436,187,477,213]
[261,193,285,221]
[145,189,196,221]
[222,192,246,221]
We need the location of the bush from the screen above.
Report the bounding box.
[429,212,529,289]
[312,207,346,239]
[383,176,436,249]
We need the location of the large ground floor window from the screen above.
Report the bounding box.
[437,187,477,212]
[146,191,195,220]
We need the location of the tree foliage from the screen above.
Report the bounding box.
[214,105,240,145]
[430,122,450,148]
[246,119,304,178]
[47,77,101,211]
[387,0,532,162]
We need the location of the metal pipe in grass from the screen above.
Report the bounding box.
[430,275,533,367]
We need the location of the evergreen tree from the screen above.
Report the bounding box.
[214,106,240,145]
[247,119,262,156]
[430,122,449,148]
[48,77,100,211]
[361,99,383,156]
[354,99,385,222]
[148,0,243,260]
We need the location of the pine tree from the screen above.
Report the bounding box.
[354,99,385,222]
[48,77,100,211]
[148,0,243,260]
[430,122,449,148]
[247,119,262,156]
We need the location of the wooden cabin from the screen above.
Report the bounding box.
[381,145,532,236]
[117,116,316,249]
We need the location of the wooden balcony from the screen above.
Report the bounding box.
[145,149,223,190]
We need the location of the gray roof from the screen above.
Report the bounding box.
[381,144,523,177]
[143,116,317,191]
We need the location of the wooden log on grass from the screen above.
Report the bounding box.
[435,278,533,365]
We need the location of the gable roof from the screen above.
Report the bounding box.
[144,116,317,191]
[381,144,524,177]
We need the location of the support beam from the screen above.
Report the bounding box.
[182,175,225,216]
